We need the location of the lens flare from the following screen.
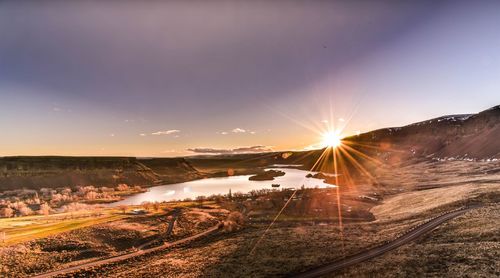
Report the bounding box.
[322,131,342,148]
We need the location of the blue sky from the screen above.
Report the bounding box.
[0,1,499,156]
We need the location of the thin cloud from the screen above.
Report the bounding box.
[232,128,246,133]
[52,106,71,113]
[151,130,180,135]
[187,145,273,154]
[218,128,255,135]
[139,133,147,137]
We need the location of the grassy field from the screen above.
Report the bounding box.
[339,204,500,277]
[0,204,229,277]
[0,211,127,245]
[0,200,219,246]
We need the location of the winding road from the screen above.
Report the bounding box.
[31,206,477,278]
[31,222,222,278]
[290,206,477,278]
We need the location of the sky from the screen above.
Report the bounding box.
[1,0,499,157]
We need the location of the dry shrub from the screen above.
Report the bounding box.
[223,211,245,232]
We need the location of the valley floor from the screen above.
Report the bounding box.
[0,160,498,277]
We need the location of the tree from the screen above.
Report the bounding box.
[116,184,129,191]
[85,191,98,200]
[1,207,13,218]
[118,205,127,214]
[212,195,224,204]
[38,203,51,216]
[142,201,152,211]
[19,206,33,216]
[224,211,245,232]
[196,195,206,207]
[152,202,160,212]
[227,211,245,226]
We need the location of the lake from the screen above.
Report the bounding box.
[112,168,334,206]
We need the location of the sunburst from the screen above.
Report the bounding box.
[249,104,387,256]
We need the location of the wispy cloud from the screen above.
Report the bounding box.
[187,145,273,154]
[139,133,147,137]
[161,149,178,153]
[303,144,322,151]
[232,128,246,133]
[151,130,180,136]
[217,128,256,135]
[52,106,71,113]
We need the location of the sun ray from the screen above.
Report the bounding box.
[249,102,383,257]
[337,147,379,184]
[342,139,407,154]
[341,144,384,166]
[249,146,331,255]
[332,146,345,255]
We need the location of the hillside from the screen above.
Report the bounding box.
[0,156,201,191]
[139,158,205,183]
[345,105,500,162]
[188,105,500,178]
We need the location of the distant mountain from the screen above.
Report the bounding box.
[346,105,500,161]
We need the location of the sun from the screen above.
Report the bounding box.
[322,131,342,148]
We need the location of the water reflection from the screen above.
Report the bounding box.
[112,168,334,206]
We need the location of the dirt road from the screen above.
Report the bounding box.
[31,222,221,278]
[291,206,476,278]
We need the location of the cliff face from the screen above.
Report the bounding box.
[0,156,201,191]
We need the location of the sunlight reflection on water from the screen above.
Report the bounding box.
[111,168,335,206]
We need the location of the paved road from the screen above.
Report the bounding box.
[291,206,476,278]
[31,223,222,278]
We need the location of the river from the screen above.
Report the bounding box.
[112,168,335,206]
